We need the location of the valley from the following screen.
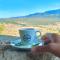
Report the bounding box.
[0,18,60,36]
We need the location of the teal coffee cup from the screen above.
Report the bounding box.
[19,28,41,45]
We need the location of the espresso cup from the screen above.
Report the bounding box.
[19,28,41,45]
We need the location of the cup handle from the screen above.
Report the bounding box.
[35,30,41,40]
[35,30,44,46]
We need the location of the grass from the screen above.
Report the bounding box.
[0,24,5,33]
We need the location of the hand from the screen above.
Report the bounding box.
[32,33,60,57]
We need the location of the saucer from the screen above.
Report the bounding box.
[10,39,44,50]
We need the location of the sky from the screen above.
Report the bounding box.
[0,0,60,18]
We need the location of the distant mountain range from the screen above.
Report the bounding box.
[0,9,60,25]
[13,9,60,18]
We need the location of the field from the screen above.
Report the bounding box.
[0,17,60,36]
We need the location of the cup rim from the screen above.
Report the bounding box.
[18,28,35,31]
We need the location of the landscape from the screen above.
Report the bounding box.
[0,0,60,60]
[0,9,60,37]
[0,9,60,60]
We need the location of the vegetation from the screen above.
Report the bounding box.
[0,24,5,34]
[0,17,60,36]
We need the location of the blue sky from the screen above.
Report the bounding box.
[0,0,60,18]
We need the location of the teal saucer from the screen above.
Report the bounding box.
[10,39,44,50]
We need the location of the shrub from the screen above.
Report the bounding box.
[0,24,5,33]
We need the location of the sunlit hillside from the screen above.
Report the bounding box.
[0,19,60,36]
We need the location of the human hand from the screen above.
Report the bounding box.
[32,33,60,57]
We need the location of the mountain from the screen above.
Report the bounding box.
[9,9,60,18]
[25,9,60,18]
[44,9,60,14]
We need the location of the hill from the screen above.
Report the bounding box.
[25,9,60,18]
[9,9,60,18]
[0,9,60,25]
